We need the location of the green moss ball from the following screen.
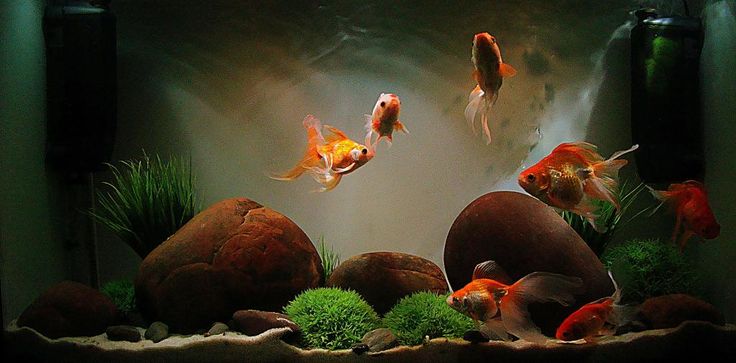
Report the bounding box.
[284,287,380,350]
[602,238,698,304]
[383,291,474,346]
[100,279,136,314]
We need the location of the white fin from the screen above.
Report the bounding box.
[333,163,356,174]
[500,272,584,344]
[465,86,484,135]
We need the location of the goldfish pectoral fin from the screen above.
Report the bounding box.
[482,318,510,341]
[334,163,356,174]
[500,63,518,78]
[394,120,409,134]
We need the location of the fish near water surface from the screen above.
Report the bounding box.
[518,142,639,232]
[555,271,634,343]
[465,32,517,144]
[446,260,584,343]
[649,180,720,251]
[364,93,407,148]
[271,115,374,192]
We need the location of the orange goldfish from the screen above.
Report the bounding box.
[649,180,720,251]
[271,115,374,192]
[518,142,639,232]
[446,260,584,343]
[364,93,407,148]
[465,32,517,144]
[555,271,633,343]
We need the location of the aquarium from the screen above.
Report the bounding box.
[2,0,735,362]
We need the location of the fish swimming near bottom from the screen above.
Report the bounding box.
[555,271,635,343]
[649,180,720,251]
[446,260,584,343]
[271,115,374,192]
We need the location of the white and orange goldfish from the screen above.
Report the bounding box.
[649,180,720,251]
[364,93,407,148]
[555,272,633,343]
[518,142,639,231]
[271,115,374,192]
[446,260,584,343]
[465,32,517,144]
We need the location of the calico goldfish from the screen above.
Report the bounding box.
[271,115,374,192]
[446,260,584,343]
[465,32,517,144]
[555,271,633,343]
[518,142,639,232]
[649,180,720,251]
[364,93,407,148]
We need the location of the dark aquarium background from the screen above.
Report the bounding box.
[1,0,735,331]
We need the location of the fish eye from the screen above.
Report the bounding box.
[361,148,368,155]
[491,36,497,43]
[452,297,459,303]
[526,174,536,183]
[380,101,386,107]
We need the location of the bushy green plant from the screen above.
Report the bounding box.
[561,180,653,256]
[100,279,136,314]
[90,152,200,258]
[383,292,474,346]
[317,236,340,282]
[602,238,697,304]
[284,288,380,350]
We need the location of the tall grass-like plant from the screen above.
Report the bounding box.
[90,152,200,258]
[560,181,653,256]
[317,235,340,282]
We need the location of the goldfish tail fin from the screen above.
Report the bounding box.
[465,85,483,135]
[270,165,307,181]
[587,145,639,211]
[272,116,326,181]
[501,272,584,343]
[480,99,492,145]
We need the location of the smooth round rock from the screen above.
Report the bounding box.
[205,322,229,337]
[17,281,118,339]
[444,191,614,334]
[326,252,448,314]
[144,321,169,343]
[231,310,300,336]
[362,328,398,352]
[106,325,141,342]
[638,294,725,329]
[135,198,323,332]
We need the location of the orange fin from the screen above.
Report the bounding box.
[472,69,481,84]
[499,63,517,78]
[394,120,409,134]
[472,260,512,284]
[323,124,350,143]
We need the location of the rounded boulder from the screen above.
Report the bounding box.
[135,198,323,332]
[326,252,448,314]
[17,281,118,339]
[444,191,613,334]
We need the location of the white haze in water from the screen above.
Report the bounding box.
[109,1,638,271]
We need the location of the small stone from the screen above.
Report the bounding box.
[351,343,370,354]
[638,294,725,330]
[463,330,490,343]
[144,321,169,343]
[205,322,229,337]
[232,310,300,336]
[361,328,398,352]
[106,325,141,342]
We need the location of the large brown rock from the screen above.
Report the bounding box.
[326,252,448,314]
[17,281,118,339]
[135,198,322,332]
[637,294,725,329]
[444,191,613,335]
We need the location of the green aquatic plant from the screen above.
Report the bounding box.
[90,152,200,258]
[100,279,136,314]
[284,287,380,350]
[317,235,340,282]
[602,238,697,304]
[561,180,653,256]
[383,291,474,346]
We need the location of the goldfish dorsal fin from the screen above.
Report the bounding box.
[323,125,349,142]
[499,63,517,78]
[472,260,512,284]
